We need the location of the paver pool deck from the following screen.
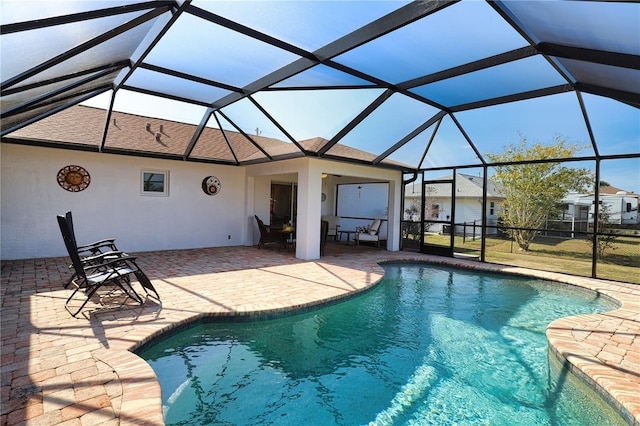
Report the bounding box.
[1,246,639,425]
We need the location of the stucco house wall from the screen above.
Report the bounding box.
[1,144,247,259]
[2,144,403,260]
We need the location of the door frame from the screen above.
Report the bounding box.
[420,176,456,257]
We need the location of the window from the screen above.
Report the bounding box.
[627,202,632,213]
[141,170,169,196]
[490,201,495,215]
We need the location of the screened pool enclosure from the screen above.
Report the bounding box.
[1,1,639,282]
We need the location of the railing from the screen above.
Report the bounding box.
[400,219,639,284]
[460,220,481,243]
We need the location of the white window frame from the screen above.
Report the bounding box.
[141,169,169,196]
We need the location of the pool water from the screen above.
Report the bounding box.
[138,264,626,425]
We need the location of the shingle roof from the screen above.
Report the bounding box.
[9,105,409,167]
[405,173,503,199]
[599,185,637,196]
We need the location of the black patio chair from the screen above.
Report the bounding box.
[60,213,159,300]
[57,215,159,316]
[320,220,329,256]
[66,211,119,257]
[59,211,121,288]
[254,215,285,249]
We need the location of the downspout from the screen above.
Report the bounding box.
[403,170,419,186]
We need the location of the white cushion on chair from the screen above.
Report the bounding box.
[369,219,381,235]
[356,219,382,245]
[358,233,379,242]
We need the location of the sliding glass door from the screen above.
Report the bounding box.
[270,182,297,228]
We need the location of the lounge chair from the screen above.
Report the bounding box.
[57,214,159,316]
[62,213,158,298]
[60,211,120,288]
[66,211,119,255]
[355,219,382,247]
[254,215,285,248]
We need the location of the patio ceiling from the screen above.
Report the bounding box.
[1,0,639,171]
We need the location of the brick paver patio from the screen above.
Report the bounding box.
[1,245,638,425]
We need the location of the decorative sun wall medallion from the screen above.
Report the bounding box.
[202,175,221,195]
[57,165,91,192]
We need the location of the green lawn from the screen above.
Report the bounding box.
[409,233,640,284]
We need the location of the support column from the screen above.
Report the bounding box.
[295,162,323,260]
[244,176,255,246]
[386,177,401,251]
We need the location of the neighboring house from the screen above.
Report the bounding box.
[560,187,640,231]
[404,173,504,235]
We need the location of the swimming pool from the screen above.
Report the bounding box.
[137,264,626,425]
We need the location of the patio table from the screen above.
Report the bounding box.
[338,230,357,244]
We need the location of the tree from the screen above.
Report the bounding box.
[402,185,441,243]
[403,201,421,244]
[423,184,443,228]
[586,203,618,258]
[486,136,593,251]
